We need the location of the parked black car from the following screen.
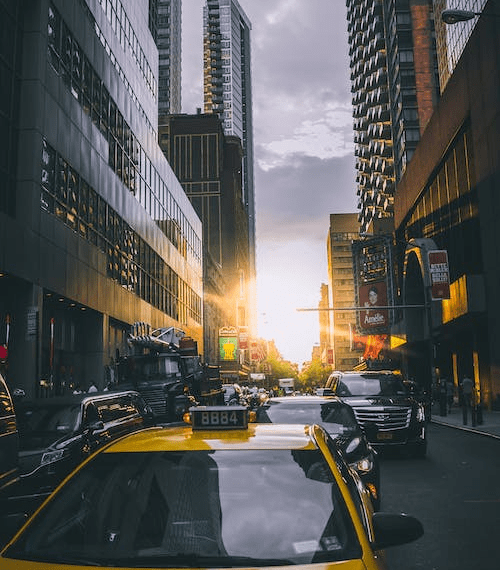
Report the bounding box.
[14,390,154,497]
[255,395,381,510]
[0,372,19,493]
[326,370,427,457]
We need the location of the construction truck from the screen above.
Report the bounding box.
[115,322,223,422]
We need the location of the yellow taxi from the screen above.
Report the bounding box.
[0,406,423,569]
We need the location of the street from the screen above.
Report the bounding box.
[382,422,500,570]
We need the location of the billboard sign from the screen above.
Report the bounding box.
[428,250,451,300]
[219,326,238,361]
[352,236,393,335]
[359,280,389,331]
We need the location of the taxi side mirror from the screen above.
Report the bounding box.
[372,512,424,549]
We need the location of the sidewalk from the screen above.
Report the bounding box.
[430,403,500,439]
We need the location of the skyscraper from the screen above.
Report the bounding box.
[150,0,182,115]
[346,0,440,233]
[0,0,203,395]
[203,0,256,333]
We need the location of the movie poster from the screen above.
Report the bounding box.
[359,279,389,333]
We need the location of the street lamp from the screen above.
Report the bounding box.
[441,9,482,24]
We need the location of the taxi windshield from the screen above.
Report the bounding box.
[6,449,362,567]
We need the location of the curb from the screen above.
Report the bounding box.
[431,417,500,440]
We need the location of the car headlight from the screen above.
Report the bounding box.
[350,455,374,474]
[416,404,425,423]
[40,449,65,466]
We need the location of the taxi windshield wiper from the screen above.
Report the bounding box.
[116,553,295,568]
[5,552,106,567]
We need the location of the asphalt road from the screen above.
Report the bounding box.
[380,422,500,570]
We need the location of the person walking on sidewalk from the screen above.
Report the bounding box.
[446,378,455,413]
[461,374,474,426]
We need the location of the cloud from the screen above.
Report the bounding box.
[258,108,354,169]
[181,1,357,364]
[255,153,357,242]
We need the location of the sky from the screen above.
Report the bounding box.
[181,0,358,366]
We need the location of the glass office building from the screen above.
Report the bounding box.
[150,0,182,115]
[0,0,203,396]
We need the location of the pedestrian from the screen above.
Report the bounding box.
[460,374,474,425]
[88,381,98,392]
[446,378,455,413]
[438,378,448,416]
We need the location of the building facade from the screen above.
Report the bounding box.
[203,0,256,332]
[159,113,252,372]
[326,214,364,370]
[346,0,440,233]
[150,0,182,115]
[318,283,332,366]
[394,3,500,407]
[0,0,203,396]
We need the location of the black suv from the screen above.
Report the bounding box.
[326,370,427,457]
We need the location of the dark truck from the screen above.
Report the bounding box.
[115,322,223,422]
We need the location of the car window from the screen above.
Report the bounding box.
[6,449,362,566]
[17,404,80,434]
[337,375,406,397]
[96,397,136,422]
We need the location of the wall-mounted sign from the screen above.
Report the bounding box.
[428,250,450,300]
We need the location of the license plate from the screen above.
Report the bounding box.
[377,432,393,440]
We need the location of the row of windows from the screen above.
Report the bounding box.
[331,232,359,241]
[173,134,221,181]
[405,125,480,281]
[95,0,157,100]
[48,4,201,265]
[40,139,202,325]
[74,1,155,132]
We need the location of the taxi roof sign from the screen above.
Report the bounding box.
[189,405,249,430]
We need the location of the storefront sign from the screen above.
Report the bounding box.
[428,250,450,300]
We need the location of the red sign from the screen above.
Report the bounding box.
[359,280,389,333]
[239,332,248,350]
[428,250,450,300]
[327,349,334,365]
